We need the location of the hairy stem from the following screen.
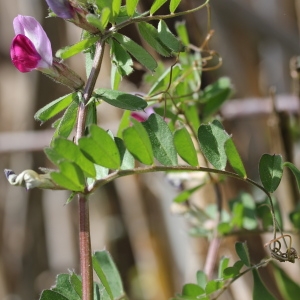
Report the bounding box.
[79,194,93,300]
[75,41,105,300]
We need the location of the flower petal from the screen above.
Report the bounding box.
[10,34,41,72]
[45,0,74,19]
[13,15,52,68]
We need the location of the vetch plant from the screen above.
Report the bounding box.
[5,0,300,299]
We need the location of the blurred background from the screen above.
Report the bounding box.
[1,0,300,299]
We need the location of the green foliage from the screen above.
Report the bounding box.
[94,88,147,111]
[123,118,154,165]
[198,119,230,170]
[259,154,283,193]
[39,250,125,300]
[283,161,300,191]
[252,269,276,300]
[79,124,121,169]
[235,242,250,267]
[225,138,247,178]
[34,93,75,123]
[150,0,168,15]
[143,113,178,166]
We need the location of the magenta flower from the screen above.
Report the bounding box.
[10,15,52,73]
[45,0,74,19]
[131,106,155,122]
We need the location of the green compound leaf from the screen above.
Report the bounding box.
[86,9,111,32]
[198,119,229,170]
[115,137,135,170]
[53,274,81,300]
[50,138,96,178]
[235,242,250,267]
[51,161,86,192]
[218,257,230,279]
[94,88,147,111]
[283,162,300,192]
[174,127,198,167]
[39,290,69,300]
[93,251,125,300]
[229,193,257,230]
[123,118,154,165]
[173,183,205,203]
[110,39,133,76]
[252,269,276,300]
[113,33,157,71]
[182,283,205,297]
[79,125,121,169]
[126,0,139,16]
[205,280,224,295]
[259,154,283,193]
[138,22,172,56]
[200,77,233,120]
[223,260,244,279]
[69,273,82,298]
[56,36,99,60]
[34,93,74,123]
[170,0,181,13]
[158,20,183,53]
[196,270,207,290]
[272,263,300,300]
[175,21,190,46]
[225,138,247,178]
[150,0,167,15]
[143,113,178,166]
[51,100,78,141]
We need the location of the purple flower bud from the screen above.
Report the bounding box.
[131,107,155,122]
[45,0,74,19]
[10,15,52,72]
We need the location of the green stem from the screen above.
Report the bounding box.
[75,40,106,300]
[102,0,210,40]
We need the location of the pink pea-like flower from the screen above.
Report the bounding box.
[45,0,74,19]
[10,15,52,73]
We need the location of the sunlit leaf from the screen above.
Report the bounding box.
[51,161,86,192]
[39,290,68,300]
[51,138,96,177]
[34,93,74,123]
[113,33,157,71]
[86,9,110,32]
[198,119,229,170]
[69,273,82,298]
[79,125,121,169]
[150,0,167,15]
[53,274,81,300]
[259,154,283,193]
[143,113,178,166]
[56,36,99,59]
[110,39,133,76]
[117,110,131,138]
[115,137,135,170]
[205,280,224,295]
[170,0,181,13]
[175,21,190,46]
[252,269,276,300]
[138,22,172,56]
[225,138,247,178]
[126,0,139,16]
[94,88,147,111]
[218,257,230,279]
[51,101,78,141]
[174,127,198,167]
[123,118,154,165]
[182,283,204,297]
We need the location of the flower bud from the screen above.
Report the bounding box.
[45,0,74,19]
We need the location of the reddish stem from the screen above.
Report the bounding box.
[79,194,93,300]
